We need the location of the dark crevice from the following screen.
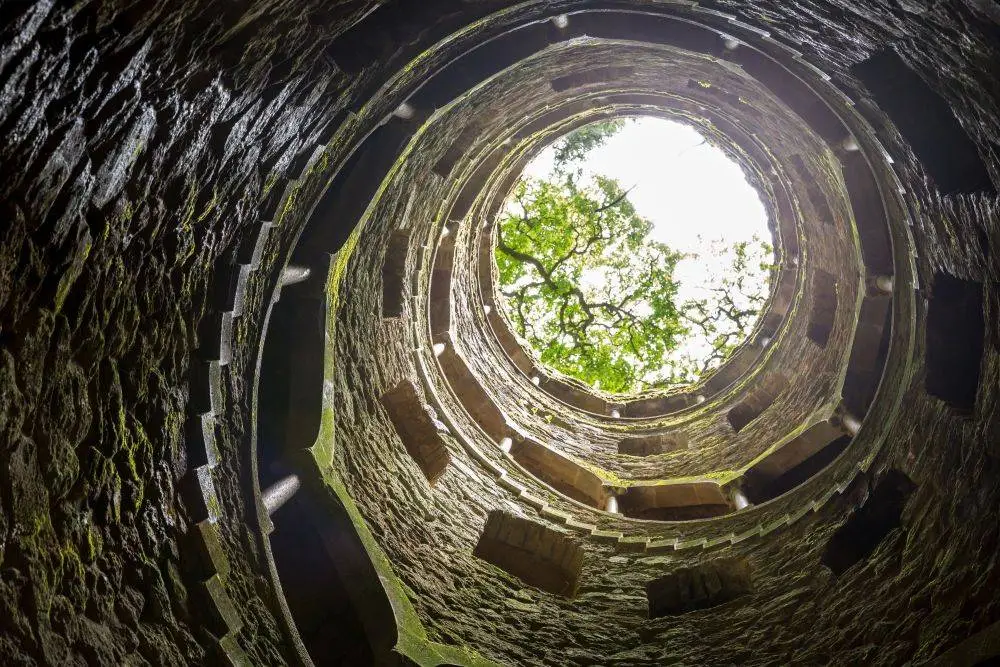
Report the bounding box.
[743,435,852,504]
[647,557,753,617]
[270,493,375,665]
[474,511,583,597]
[293,120,416,266]
[852,49,996,196]
[926,272,985,413]
[257,283,328,490]
[821,470,916,576]
[807,269,838,347]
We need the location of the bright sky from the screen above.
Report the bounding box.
[520,116,772,380]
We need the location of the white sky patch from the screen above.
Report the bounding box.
[520,116,772,377]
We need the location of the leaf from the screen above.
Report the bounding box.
[494,125,773,393]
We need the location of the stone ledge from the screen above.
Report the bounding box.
[235,222,273,269]
[188,519,232,580]
[510,436,609,509]
[181,465,222,524]
[618,481,731,521]
[197,310,235,366]
[189,360,223,417]
[212,633,251,667]
[260,178,296,225]
[200,574,244,638]
[185,414,220,470]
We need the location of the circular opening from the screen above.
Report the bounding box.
[494,116,775,395]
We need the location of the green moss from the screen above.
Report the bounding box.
[304,97,507,666]
[59,542,85,583]
[262,171,280,198]
[54,234,92,313]
[179,182,198,233]
[278,183,300,225]
[83,525,102,563]
[113,384,148,511]
[196,187,220,224]
[576,457,740,488]
[309,458,500,666]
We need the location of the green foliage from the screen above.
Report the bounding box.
[658,236,775,386]
[551,119,626,168]
[496,176,684,393]
[495,122,774,394]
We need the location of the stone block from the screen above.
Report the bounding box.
[437,343,507,440]
[200,574,243,637]
[646,557,752,617]
[188,519,231,580]
[618,433,689,457]
[540,506,572,524]
[212,633,251,667]
[619,481,731,521]
[551,66,636,92]
[474,511,583,597]
[189,360,223,417]
[510,437,608,509]
[185,414,220,470]
[616,536,649,554]
[181,465,222,524]
[750,419,845,479]
[620,393,694,417]
[380,380,452,484]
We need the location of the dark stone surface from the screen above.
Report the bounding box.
[646,557,753,617]
[0,0,379,661]
[1,0,999,665]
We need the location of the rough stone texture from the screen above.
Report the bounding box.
[324,3,1000,665]
[2,1,999,666]
[0,0,380,662]
[618,433,690,457]
[646,556,753,617]
[381,380,453,484]
[509,437,608,509]
[473,510,584,598]
[448,41,862,483]
[444,49,868,488]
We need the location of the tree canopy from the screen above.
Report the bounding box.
[658,237,774,386]
[494,120,774,394]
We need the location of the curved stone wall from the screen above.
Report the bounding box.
[1,1,999,665]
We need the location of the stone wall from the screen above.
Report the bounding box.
[1,0,998,665]
[0,0,379,662]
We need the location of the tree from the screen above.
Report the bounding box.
[655,236,775,386]
[495,124,685,393]
[551,119,626,169]
[495,121,774,394]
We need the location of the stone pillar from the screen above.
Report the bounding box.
[281,265,311,286]
[840,412,862,437]
[262,474,302,516]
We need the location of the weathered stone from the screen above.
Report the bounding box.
[2,0,1000,665]
[474,511,584,597]
[646,557,753,617]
